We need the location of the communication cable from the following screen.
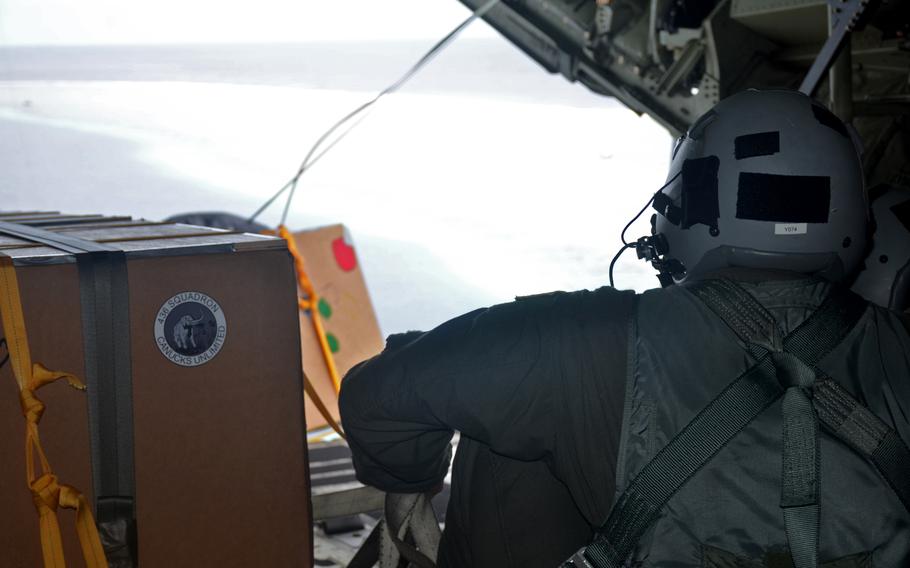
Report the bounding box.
[610,170,682,288]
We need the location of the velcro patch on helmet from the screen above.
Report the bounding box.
[734,131,780,160]
[737,173,831,223]
[681,156,720,230]
[891,199,910,233]
[811,103,850,139]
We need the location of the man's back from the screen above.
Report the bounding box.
[340,270,910,566]
[623,273,910,566]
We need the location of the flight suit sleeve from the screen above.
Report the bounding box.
[339,286,635,511]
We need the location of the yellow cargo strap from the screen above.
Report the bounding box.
[0,256,109,568]
[278,225,346,439]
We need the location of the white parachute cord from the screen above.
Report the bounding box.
[248,0,502,226]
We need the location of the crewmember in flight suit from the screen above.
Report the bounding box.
[339,90,910,568]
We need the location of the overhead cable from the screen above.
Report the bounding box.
[249,0,502,226]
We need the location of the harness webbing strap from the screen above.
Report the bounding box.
[687,277,780,353]
[783,288,867,363]
[780,381,820,568]
[873,433,910,512]
[813,379,910,513]
[777,288,867,568]
[576,279,869,568]
[691,281,866,568]
[0,255,109,568]
[584,357,783,568]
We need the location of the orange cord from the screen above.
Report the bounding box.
[278,226,346,439]
[0,256,109,568]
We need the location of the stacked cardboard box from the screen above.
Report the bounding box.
[0,212,313,567]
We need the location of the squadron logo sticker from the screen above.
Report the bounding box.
[154,291,227,367]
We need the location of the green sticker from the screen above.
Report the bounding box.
[326,333,340,354]
[318,298,333,319]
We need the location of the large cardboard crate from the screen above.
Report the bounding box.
[0,212,313,567]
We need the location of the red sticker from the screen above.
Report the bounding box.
[332,237,357,272]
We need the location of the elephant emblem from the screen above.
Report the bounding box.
[173,312,206,350]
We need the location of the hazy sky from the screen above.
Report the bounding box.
[0,0,496,46]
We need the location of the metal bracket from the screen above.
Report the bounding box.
[799,0,874,95]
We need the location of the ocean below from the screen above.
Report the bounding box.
[0,39,671,334]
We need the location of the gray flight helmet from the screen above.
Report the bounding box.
[650,89,868,284]
[851,184,910,311]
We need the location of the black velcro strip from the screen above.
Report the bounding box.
[653,192,682,226]
[735,131,780,160]
[736,173,831,223]
[688,110,717,140]
[681,156,720,229]
[891,199,910,234]
[811,103,849,139]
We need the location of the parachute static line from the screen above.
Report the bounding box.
[247,0,502,227]
[247,111,371,224]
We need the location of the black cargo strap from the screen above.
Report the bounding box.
[0,220,116,255]
[0,221,138,566]
[570,279,870,568]
[79,251,138,567]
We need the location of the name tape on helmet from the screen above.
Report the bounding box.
[775,223,808,235]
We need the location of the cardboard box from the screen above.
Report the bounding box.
[0,213,313,567]
[290,225,384,431]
